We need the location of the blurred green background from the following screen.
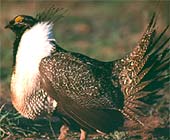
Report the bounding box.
[0,0,170,139]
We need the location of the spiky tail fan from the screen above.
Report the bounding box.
[113,13,170,125]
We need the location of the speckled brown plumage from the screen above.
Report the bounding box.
[112,14,170,125]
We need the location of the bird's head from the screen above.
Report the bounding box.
[5,7,65,36]
[5,15,37,35]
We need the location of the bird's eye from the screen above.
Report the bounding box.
[15,16,24,23]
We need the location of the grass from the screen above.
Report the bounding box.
[0,1,170,140]
[1,101,169,139]
[0,104,61,139]
[0,104,37,139]
[0,104,128,140]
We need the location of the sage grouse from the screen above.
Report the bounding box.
[5,7,170,140]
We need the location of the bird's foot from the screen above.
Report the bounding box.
[80,129,87,140]
[58,124,69,140]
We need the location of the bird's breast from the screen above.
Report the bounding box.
[11,69,57,119]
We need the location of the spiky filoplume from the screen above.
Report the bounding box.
[5,8,170,140]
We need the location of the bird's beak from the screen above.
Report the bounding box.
[5,23,11,29]
[4,22,13,29]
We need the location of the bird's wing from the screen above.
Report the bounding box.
[39,51,124,132]
[39,51,116,109]
[51,40,114,71]
[112,13,170,125]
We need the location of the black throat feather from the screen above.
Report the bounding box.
[13,34,22,66]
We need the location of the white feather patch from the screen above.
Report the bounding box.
[12,22,55,102]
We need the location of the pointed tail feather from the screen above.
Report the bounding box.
[113,13,170,125]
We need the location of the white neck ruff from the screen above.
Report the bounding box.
[11,22,55,107]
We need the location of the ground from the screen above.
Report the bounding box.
[0,1,170,140]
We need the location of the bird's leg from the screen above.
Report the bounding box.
[80,129,87,140]
[58,124,69,140]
